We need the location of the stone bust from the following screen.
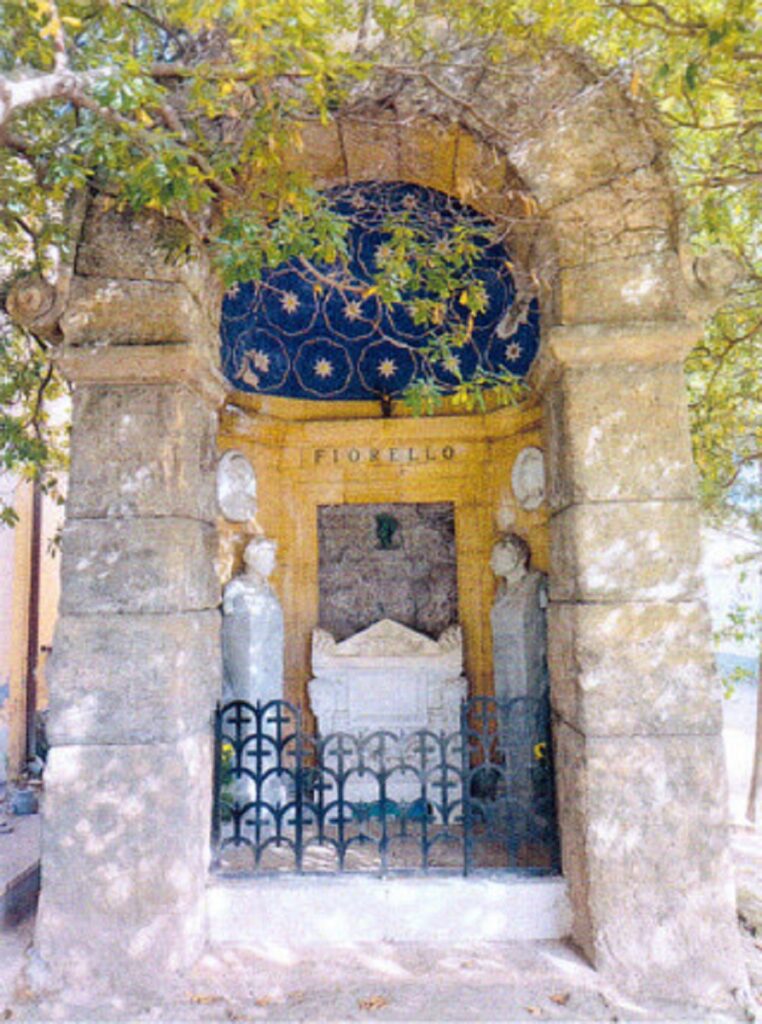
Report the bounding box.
[490,532,531,595]
[223,537,277,611]
[244,535,275,584]
[217,449,257,523]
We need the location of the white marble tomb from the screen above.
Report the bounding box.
[309,619,467,734]
[308,619,467,805]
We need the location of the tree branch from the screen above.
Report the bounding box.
[0,69,86,129]
[47,0,70,75]
[24,359,56,441]
[124,3,187,59]
[0,129,47,186]
[150,61,310,82]
[357,0,375,53]
[607,0,707,34]
[68,89,239,203]
[374,63,508,141]
[724,451,762,490]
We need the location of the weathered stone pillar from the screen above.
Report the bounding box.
[537,321,745,1001]
[28,204,225,993]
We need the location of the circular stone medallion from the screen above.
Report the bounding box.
[217,450,258,522]
[511,446,546,511]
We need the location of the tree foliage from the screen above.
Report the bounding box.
[0,0,760,524]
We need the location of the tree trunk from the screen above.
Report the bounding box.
[746,459,762,826]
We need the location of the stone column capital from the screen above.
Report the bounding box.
[59,275,219,347]
[530,320,700,394]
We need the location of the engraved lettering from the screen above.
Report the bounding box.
[312,444,456,466]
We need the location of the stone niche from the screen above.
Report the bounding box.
[318,502,457,641]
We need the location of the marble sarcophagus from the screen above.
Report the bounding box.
[308,619,468,806]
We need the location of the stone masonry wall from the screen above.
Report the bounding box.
[318,502,457,641]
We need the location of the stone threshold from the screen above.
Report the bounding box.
[206,873,570,946]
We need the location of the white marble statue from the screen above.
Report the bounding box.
[222,536,283,706]
[490,532,550,817]
[511,446,546,511]
[222,537,286,821]
[217,449,258,523]
[490,533,548,704]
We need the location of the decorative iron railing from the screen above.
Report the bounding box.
[212,695,560,876]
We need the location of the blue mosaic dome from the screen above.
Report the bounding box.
[220,182,540,401]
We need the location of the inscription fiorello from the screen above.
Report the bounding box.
[313,445,456,466]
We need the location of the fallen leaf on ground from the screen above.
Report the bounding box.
[549,992,570,1005]
[288,990,306,1004]
[254,995,274,1006]
[189,993,224,1005]
[525,1008,543,1018]
[358,995,390,1011]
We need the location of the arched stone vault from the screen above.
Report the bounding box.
[16,43,745,1003]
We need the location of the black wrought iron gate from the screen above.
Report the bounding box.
[212,695,560,876]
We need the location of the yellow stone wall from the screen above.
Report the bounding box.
[2,480,64,777]
[218,396,548,722]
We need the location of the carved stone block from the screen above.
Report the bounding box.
[61,277,211,347]
[59,518,219,615]
[554,723,745,1000]
[67,384,217,520]
[75,200,207,295]
[549,601,722,736]
[549,500,702,603]
[36,735,212,993]
[543,364,697,510]
[46,611,221,745]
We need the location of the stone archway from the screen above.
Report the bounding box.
[15,45,745,1002]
